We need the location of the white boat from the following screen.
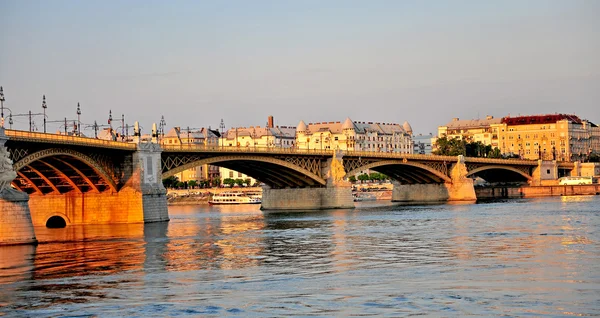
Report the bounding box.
[209,192,261,205]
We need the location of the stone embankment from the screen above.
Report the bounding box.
[475,184,600,200]
[354,190,392,201]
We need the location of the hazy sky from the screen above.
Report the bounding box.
[1,0,598,135]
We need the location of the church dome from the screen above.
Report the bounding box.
[297,120,307,132]
[402,121,413,134]
[342,117,354,130]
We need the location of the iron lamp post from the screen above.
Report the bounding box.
[42,95,47,133]
[76,103,81,136]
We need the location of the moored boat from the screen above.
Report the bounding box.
[209,192,261,205]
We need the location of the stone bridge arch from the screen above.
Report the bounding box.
[344,160,452,184]
[12,148,118,194]
[162,155,327,188]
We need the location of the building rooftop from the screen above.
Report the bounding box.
[443,116,502,129]
[502,114,582,125]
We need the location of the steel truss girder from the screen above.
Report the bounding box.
[13,148,118,193]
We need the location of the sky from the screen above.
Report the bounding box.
[1,0,598,135]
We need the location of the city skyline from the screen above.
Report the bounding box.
[1,0,598,134]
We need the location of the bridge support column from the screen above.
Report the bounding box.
[0,128,37,245]
[261,151,354,210]
[261,186,353,210]
[446,155,476,202]
[130,142,169,223]
[392,155,476,204]
[532,160,558,186]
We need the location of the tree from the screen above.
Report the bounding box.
[358,173,370,182]
[369,172,387,181]
[212,177,221,187]
[235,178,245,187]
[162,176,179,188]
[433,136,466,156]
[188,180,198,188]
[244,178,252,187]
[223,178,236,187]
[488,147,502,158]
[589,153,600,162]
[175,181,185,189]
[348,175,357,183]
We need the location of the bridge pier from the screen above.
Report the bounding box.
[131,142,169,223]
[531,160,558,186]
[0,128,37,245]
[261,186,353,210]
[392,155,476,204]
[261,151,354,210]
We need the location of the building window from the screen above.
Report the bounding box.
[229,171,234,178]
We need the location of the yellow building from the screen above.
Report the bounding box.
[494,114,600,161]
[437,116,502,148]
[436,114,600,162]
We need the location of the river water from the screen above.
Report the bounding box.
[1,196,599,317]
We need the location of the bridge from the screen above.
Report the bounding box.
[0,129,576,245]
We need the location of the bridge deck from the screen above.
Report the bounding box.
[5,129,137,150]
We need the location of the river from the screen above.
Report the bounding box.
[1,196,599,317]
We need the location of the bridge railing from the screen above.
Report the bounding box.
[161,144,541,165]
[161,144,456,161]
[4,129,137,150]
[161,144,334,156]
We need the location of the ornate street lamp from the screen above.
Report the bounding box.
[0,86,5,127]
[76,102,81,136]
[42,95,47,133]
[93,120,99,138]
[219,118,225,149]
[160,115,166,139]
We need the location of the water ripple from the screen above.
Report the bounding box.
[0,196,599,316]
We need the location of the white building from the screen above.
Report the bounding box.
[413,133,434,154]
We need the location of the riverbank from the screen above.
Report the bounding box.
[475,184,600,200]
[167,187,263,205]
[167,187,393,205]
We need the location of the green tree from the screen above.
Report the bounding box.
[235,178,245,187]
[348,175,357,183]
[175,181,185,189]
[223,178,236,187]
[212,177,221,187]
[244,178,252,187]
[162,176,179,188]
[358,173,370,182]
[488,147,502,158]
[465,141,489,157]
[433,137,466,156]
[188,180,198,188]
[369,172,387,181]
